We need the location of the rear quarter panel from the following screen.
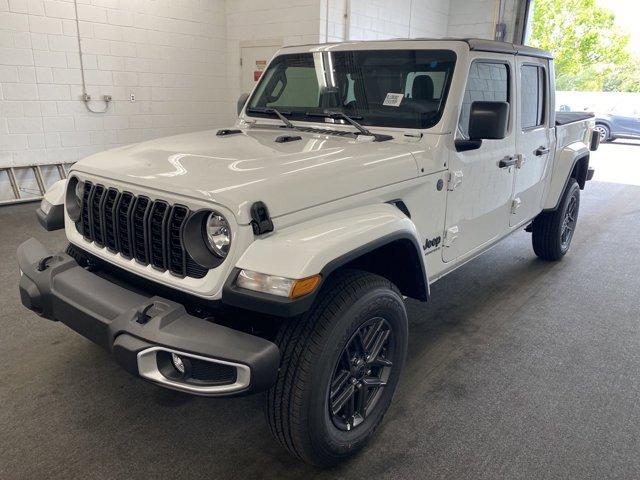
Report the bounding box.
[543,119,593,210]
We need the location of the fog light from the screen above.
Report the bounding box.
[171,353,185,374]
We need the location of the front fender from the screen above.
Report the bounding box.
[237,203,423,278]
[223,203,427,317]
[543,142,589,211]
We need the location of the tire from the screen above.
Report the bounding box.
[265,270,408,466]
[593,123,611,143]
[531,178,580,261]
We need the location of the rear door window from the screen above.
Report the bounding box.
[521,65,546,129]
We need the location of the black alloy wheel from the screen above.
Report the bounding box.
[328,317,394,431]
[560,194,578,250]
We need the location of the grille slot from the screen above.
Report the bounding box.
[90,184,106,246]
[148,200,169,270]
[116,192,134,259]
[131,196,151,264]
[80,181,93,239]
[103,188,120,252]
[167,205,188,277]
[77,185,207,279]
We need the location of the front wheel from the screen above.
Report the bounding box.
[531,178,580,261]
[265,270,408,466]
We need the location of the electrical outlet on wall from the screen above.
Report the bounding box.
[130,93,135,102]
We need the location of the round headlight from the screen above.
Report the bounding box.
[204,212,231,258]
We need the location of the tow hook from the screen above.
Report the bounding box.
[36,255,55,272]
[135,300,172,325]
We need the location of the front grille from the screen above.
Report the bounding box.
[77,183,208,279]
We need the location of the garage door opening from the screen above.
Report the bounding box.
[525,0,640,185]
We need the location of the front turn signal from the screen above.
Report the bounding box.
[290,275,321,299]
[236,270,321,299]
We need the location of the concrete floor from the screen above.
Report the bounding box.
[2,142,640,479]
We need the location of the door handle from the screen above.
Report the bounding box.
[499,156,517,168]
[535,146,550,156]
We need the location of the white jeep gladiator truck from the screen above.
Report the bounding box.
[19,39,598,466]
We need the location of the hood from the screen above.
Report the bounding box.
[73,127,422,224]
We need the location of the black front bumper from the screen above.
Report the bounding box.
[36,204,64,231]
[17,238,280,396]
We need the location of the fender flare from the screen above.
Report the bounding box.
[37,179,67,231]
[222,204,429,317]
[543,142,589,211]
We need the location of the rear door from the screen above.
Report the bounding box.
[443,55,516,262]
[510,57,552,227]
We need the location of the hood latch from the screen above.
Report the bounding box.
[250,201,274,235]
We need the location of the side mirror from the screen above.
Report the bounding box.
[468,101,509,140]
[237,93,250,116]
[455,101,509,152]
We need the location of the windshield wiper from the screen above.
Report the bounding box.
[246,107,294,129]
[305,111,392,142]
[305,111,372,136]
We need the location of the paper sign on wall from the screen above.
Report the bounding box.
[383,93,404,107]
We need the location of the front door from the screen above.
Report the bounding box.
[510,58,552,227]
[443,56,516,263]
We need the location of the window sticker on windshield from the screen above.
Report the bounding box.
[383,93,404,107]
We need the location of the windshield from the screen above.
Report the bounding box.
[246,49,456,129]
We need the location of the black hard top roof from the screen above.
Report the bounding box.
[288,38,553,60]
[461,38,553,59]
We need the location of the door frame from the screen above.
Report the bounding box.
[442,52,517,263]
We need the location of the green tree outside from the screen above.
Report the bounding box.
[528,0,640,92]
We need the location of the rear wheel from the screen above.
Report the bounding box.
[593,123,611,143]
[531,178,580,261]
[265,270,407,466]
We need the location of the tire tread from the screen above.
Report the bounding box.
[532,178,579,261]
[265,270,401,465]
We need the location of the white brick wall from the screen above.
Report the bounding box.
[1,0,228,169]
[225,0,322,112]
[322,0,450,43]
[447,0,519,41]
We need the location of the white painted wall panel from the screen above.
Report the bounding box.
[1,0,228,169]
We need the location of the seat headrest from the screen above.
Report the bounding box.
[412,76,434,101]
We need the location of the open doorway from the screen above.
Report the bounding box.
[525,0,640,185]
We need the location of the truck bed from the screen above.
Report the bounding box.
[555,111,595,126]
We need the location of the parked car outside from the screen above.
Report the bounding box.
[594,104,640,142]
